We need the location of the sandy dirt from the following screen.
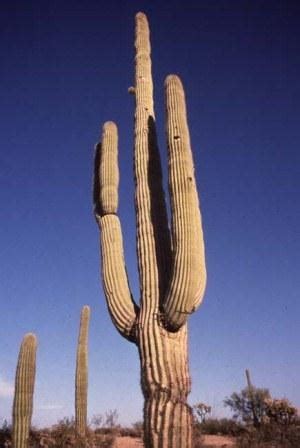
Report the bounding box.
[114,434,236,447]
[202,434,236,446]
[114,436,144,447]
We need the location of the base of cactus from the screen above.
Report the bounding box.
[143,394,193,448]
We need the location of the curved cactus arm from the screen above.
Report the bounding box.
[100,214,138,341]
[94,122,138,343]
[12,333,37,448]
[134,12,171,307]
[163,75,206,331]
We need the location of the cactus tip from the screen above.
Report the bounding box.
[165,74,183,87]
[23,333,37,344]
[103,121,117,132]
[136,11,147,20]
[82,305,91,317]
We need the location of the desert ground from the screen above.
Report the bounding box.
[114,435,236,447]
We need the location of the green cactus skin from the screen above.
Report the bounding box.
[12,333,37,448]
[75,305,90,438]
[94,12,206,447]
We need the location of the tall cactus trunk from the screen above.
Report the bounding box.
[93,12,206,448]
[12,333,37,448]
[139,324,192,446]
[75,305,90,439]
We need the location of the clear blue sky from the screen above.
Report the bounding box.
[1,0,299,427]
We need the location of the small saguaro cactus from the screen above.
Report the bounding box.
[75,305,90,438]
[93,12,206,447]
[245,368,259,428]
[12,333,37,448]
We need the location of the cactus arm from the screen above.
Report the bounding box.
[94,122,138,343]
[100,214,138,341]
[75,305,90,438]
[163,75,206,331]
[12,333,37,448]
[99,121,119,215]
[134,12,171,307]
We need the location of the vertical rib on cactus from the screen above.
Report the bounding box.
[12,333,37,448]
[94,12,206,448]
[75,305,90,438]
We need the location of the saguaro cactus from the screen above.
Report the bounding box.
[94,12,206,447]
[75,305,90,438]
[12,333,37,448]
[245,369,259,428]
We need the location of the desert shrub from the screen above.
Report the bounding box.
[91,414,104,429]
[118,421,143,438]
[118,426,137,437]
[0,416,117,448]
[224,387,271,426]
[199,417,244,436]
[92,409,120,436]
[225,385,300,447]
[0,420,11,447]
[131,420,143,438]
[265,398,298,426]
[48,416,76,447]
[284,422,300,447]
[236,418,300,448]
[192,421,204,448]
[93,432,116,447]
[34,428,115,447]
[30,417,116,447]
[104,409,118,429]
[193,402,212,424]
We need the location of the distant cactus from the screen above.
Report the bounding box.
[246,368,260,428]
[94,12,206,447]
[75,305,90,438]
[12,333,37,448]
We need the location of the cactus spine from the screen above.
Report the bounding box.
[12,333,37,448]
[94,12,206,447]
[75,305,90,438]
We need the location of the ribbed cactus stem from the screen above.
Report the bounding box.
[75,305,90,438]
[134,12,171,305]
[12,333,37,448]
[94,12,206,447]
[164,75,206,330]
[99,122,119,215]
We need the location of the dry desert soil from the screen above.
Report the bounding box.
[114,435,236,447]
